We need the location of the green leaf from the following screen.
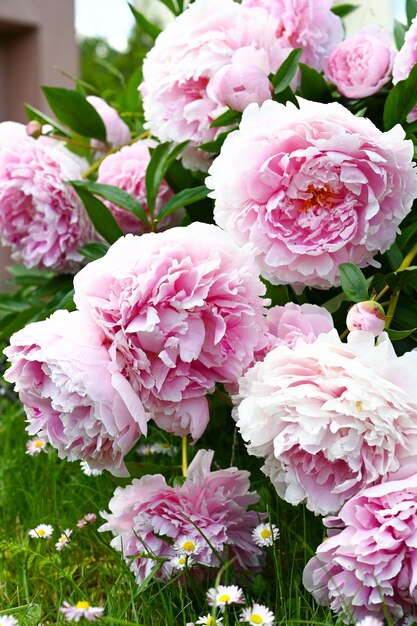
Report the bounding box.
[386,266,417,290]
[210,109,241,128]
[271,48,302,93]
[299,64,331,102]
[0,305,44,341]
[145,141,189,214]
[339,263,369,302]
[383,64,417,130]
[407,0,417,25]
[78,242,110,261]
[42,87,107,141]
[394,20,408,50]
[199,130,232,153]
[331,3,358,17]
[69,180,149,227]
[24,104,69,136]
[386,327,417,340]
[157,186,210,221]
[273,85,298,106]
[128,3,162,40]
[157,0,179,14]
[72,186,123,244]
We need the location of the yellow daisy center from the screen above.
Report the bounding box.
[34,440,45,448]
[178,557,187,565]
[37,529,46,536]
[260,528,272,539]
[76,601,90,610]
[58,535,67,543]
[250,614,264,625]
[182,540,195,552]
[218,594,231,603]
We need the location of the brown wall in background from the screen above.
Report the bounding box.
[0,0,78,285]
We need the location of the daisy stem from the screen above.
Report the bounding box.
[181,436,188,477]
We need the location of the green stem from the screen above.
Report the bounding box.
[384,239,417,329]
[181,436,188,478]
[82,131,151,179]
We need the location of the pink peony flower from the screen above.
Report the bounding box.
[99,449,264,582]
[234,330,417,515]
[207,99,417,290]
[73,223,269,440]
[325,29,395,99]
[393,17,417,122]
[303,466,417,621]
[4,309,148,476]
[97,140,173,234]
[242,0,343,71]
[0,122,95,272]
[346,301,385,336]
[87,96,131,149]
[264,302,334,351]
[140,0,290,170]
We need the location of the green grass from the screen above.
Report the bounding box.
[0,393,344,626]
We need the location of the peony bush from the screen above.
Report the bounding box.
[2,0,417,624]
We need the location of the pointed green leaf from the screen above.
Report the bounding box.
[72,186,123,244]
[299,64,331,102]
[339,263,369,302]
[210,109,241,128]
[42,87,107,141]
[78,242,110,261]
[128,3,162,39]
[145,141,189,214]
[407,0,417,25]
[24,103,69,136]
[383,64,417,130]
[331,4,358,17]
[157,186,210,221]
[386,327,417,340]
[394,20,408,50]
[271,48,302,93]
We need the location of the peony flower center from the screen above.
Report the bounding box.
[34,439,45,448]
[76,601,90,610]
[37,529,46,536]
[249,615,264,625]
[302,184,337,213]
[218,593,231,603]
[182,540,196,552]
[260,528,272,539]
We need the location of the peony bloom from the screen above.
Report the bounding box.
[140,0,290,170]
[4,309,148,477]
[99,450,264,583]
[264,303,334,352]
[325,29,395,99]
[60,601,104,622]
[86,96,131,149]
[0,121,95,272]
[346,301,385,336]
[235,330,417,515]
[74,223,269,440]
[97,140,173,234]
[208,99,417,290]
[393,17,417,122]
[303,467,417,621]
[242,0,343,71]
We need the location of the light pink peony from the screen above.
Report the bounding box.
[234,330,417,515]
[242,0,343,71]
[265,302,334,350]
[99,449,264,582]
[346,301,385,336]
[87,96,131,149]
[303,466,417,621]
[74,223,269,440]
[393,17,417,122]
[0,122,95,272]
[140,0,290,170]
[207,99,417,290]
[4,310,148,476]
[325,29,395,99]
[97,140,173,234]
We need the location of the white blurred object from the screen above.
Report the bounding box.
[333,0,394,34]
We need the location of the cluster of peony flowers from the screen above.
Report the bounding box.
[0,122,95,272]
[207,98,417,290]
[99,449,264,582]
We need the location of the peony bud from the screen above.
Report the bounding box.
[210,63,273,112]
[346,301,385,336]
[26,120,42,139]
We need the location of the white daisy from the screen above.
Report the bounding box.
[173,535,202,556]
[240,603,275,625]
[28,523,54,539]
[0,616,19,626]
[136,444,154,456]
[151,442,178,456]
[80,461,103,476]
[196,615,223,625]
[55,528,72,551]
[170,555,194,571]
[356,618,384,626]
[207,585,244,608]
[252,523,279,547]
[60,601,104,622]
[25,437,47,456]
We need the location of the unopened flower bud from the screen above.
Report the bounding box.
[26,120,42,139]
[210,63,273,112]
[346,301,385,336]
